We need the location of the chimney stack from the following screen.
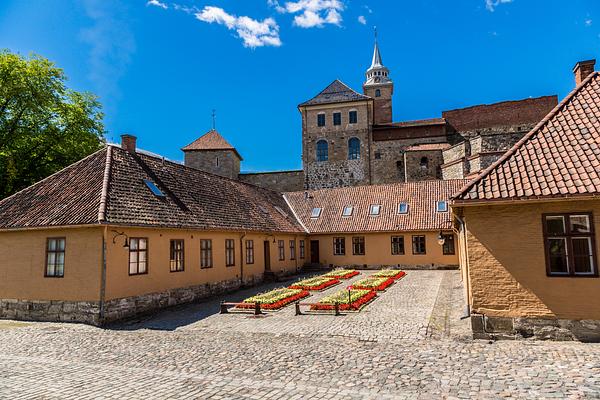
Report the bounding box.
[573,59,596,86]
[121,134,137,153]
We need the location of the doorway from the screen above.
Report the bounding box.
[264,241,271,271]
[310,240,320,264]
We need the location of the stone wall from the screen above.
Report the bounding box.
[184,149,241,180]
[239,170,305,192]
[301,101,372,189]
[442,95,558,132]
[471,314,600,342]
[371,137,447,184]
[0,275,264,326]
[306,159,367,189]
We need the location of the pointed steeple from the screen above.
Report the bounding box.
[364,30,391,86]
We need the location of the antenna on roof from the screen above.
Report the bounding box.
[211,109,216,130]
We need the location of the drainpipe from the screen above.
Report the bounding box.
[403,151,408,183]
[99,225,108,324]
[239,232,246,286]
[455,214,471,319]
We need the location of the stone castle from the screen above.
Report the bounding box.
[182,39,558,192]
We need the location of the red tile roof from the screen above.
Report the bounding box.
[181,130,242,159]
[453,72,600,203]
[0,146,303,233]
[285,180,468,233]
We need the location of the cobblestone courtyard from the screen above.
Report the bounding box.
[1,271,599,399]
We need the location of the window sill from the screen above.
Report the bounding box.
[44,275,64,278]
[200,266,213,269]
[170,269,185,273]
[546,273,598,278]
[129,272,148,276]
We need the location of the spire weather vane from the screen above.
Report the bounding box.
[211,109,216,130]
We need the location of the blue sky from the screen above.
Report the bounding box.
[1,0,599,172]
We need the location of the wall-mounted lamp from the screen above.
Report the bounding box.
[111,230,129,248]
[437,231,446,246]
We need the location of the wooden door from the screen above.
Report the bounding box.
[310,240,320,264]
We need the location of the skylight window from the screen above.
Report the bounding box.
[311,207,322,218]
[436,201,448,213]
[143,179,165,198]
[398,203,409,214]
[342,205,353,217]
[369,204,381,216]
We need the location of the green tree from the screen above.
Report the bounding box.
[0,50,105,199]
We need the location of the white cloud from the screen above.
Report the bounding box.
[585,19,592,27]
[147,0,168,10]
[195,6,281,48]
[485,0,513,12]
[358,15,366,25]
[270,0,345,28]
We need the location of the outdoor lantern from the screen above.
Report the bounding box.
[123,238,129,248]
[437,232,445,246]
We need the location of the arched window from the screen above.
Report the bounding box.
[348,137,360,160]
[316,140,328,162]
[375,89,381,97]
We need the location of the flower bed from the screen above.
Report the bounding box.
[238,288,309,310]
[372,269,406,280]
[288,276,340,291]
[322,269,360,279]
[350,276,395,291]
[310,289,376,311]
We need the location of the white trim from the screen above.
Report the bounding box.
[282,194,309,233]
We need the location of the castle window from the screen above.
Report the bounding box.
[374,151,381,159]
[316,140,328,162]
[170,239,185,272]
[420,156,428,169]
[375,89,381,97]
[348,137,360,160]
[143,179,165,198]
[333,112,341,126]
[317,113,325,127]
[311,207,322,218]
[412,235,426,255]
[369,204,381,216]
[342,205,353,217]
[349,110,357,124]
[436,201,448,213]
[398,203,409,214]
[200,239,213,268]
[333,237,346,255]
[215,157,219,167]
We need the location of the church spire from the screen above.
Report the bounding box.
[364,28,391,86]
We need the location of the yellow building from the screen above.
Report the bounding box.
[452,62,600,341]
[0,134,464,325]
[285,180,465,269]
[0,137,306,324]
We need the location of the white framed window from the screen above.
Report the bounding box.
[369,204,381,216]
[398,203,409,214]
[311,207,322,218]
[342,205,353,217]
[436,201,448,213]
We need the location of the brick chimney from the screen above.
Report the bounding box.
[120,134,137,153]
[573,59,596,86]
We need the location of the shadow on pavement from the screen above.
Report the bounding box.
[106,272,319,331]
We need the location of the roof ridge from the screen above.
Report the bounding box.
[97,146,113,223]
[0,146,107,207]
[286,179,469,196]
[452,71,599,201]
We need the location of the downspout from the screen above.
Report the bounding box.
[403,151,408,183]
[455,214,471,319]
[99,225,108,324]
[239,232,246,286]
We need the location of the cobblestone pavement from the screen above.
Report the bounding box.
[0,271,599,399]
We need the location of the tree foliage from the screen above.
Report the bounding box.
[0,50,105,199]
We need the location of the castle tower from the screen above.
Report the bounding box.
[363,36,393,124]
[182,129,242,180]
